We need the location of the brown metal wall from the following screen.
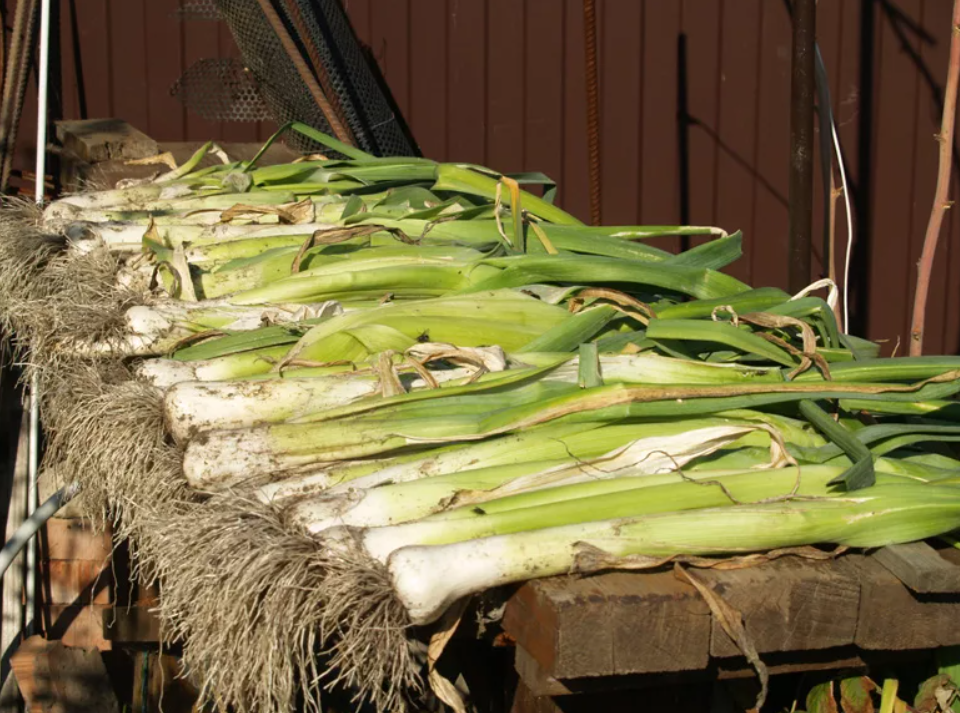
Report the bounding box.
[8,0,960,354]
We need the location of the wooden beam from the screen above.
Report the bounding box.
[872,542,960,594]
[11,635,118,712]
[503,570,710,680]
[101,606,161,645]
[695,556,860,657]
[55,118,158,163]
[856,556,960,650]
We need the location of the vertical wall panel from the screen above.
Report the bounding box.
[750,3,791,292]
[639,3,682,244]
[524,0,565,195]
[408,0,447,160]
[108,0,148,130]
[599,0,642,225]
[77,0,112,118]
[182,11,222,140]
[485,0,526,174]
[680,1,722,237]
[714,0,763,286]
[143,0,186,140]
[446,0,487,164]
[560,0,589,218]
[368,0,411,121]
[869,0,922,349]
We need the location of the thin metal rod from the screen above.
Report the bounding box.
[255,0,355,148]
[27,0,52,638]
[788,0,816,293]
[0,485,79,582]
[281,0,354,146]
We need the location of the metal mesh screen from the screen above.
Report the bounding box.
[171,58,272,122]
[174,0,222,21]
[215,0,418,157]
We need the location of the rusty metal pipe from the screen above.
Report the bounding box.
[255,0,355,147]
[583,0,602,226]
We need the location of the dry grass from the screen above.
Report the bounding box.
[149,493,425,713]
[317,532,423,712]
[0,198,140,369]
[151,494,331,712]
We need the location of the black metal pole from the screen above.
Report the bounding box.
[788,0,816,293]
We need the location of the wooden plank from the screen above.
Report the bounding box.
[873,542,960,594]
[696,556,861,658]
[503,570,710,680]
[102,607,162,645]
[132,652,200,713]
[42,560,112,606]
[513,645,572,698]
[41,520,112,563]
[0,407,28,713]
[714,647,867,680]
[509,676,561,713]
[44,605,113,651]
[856,555,960,650]
[511,651,714,710]
[11,635,119,713]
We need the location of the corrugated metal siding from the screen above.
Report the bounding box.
[7,0,960,354]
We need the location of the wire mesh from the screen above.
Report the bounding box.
[174,0,221,21]
[171,58,272,122]
[215,0,418,157]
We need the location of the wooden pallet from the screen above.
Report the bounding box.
[502,542,960,711]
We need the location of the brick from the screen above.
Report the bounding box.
[43,560,113,605]
[42,519,113,562]
[44,605,112,651]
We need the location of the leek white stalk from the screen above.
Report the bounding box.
[166,364,480,441]
[377,482,960,625]
[288,424,763,532]
[64,301,342,361]
[188,417,609,491]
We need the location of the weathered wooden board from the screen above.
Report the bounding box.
[872,542,960,594]
[11,635,119,713]
[101,607,162,645]
[503,570,710,680]
[56,118,159,163]
[855,555,960,650]
[504,550,960,689]
[696,556,861,658]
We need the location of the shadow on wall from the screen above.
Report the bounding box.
[675,0,960,353]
